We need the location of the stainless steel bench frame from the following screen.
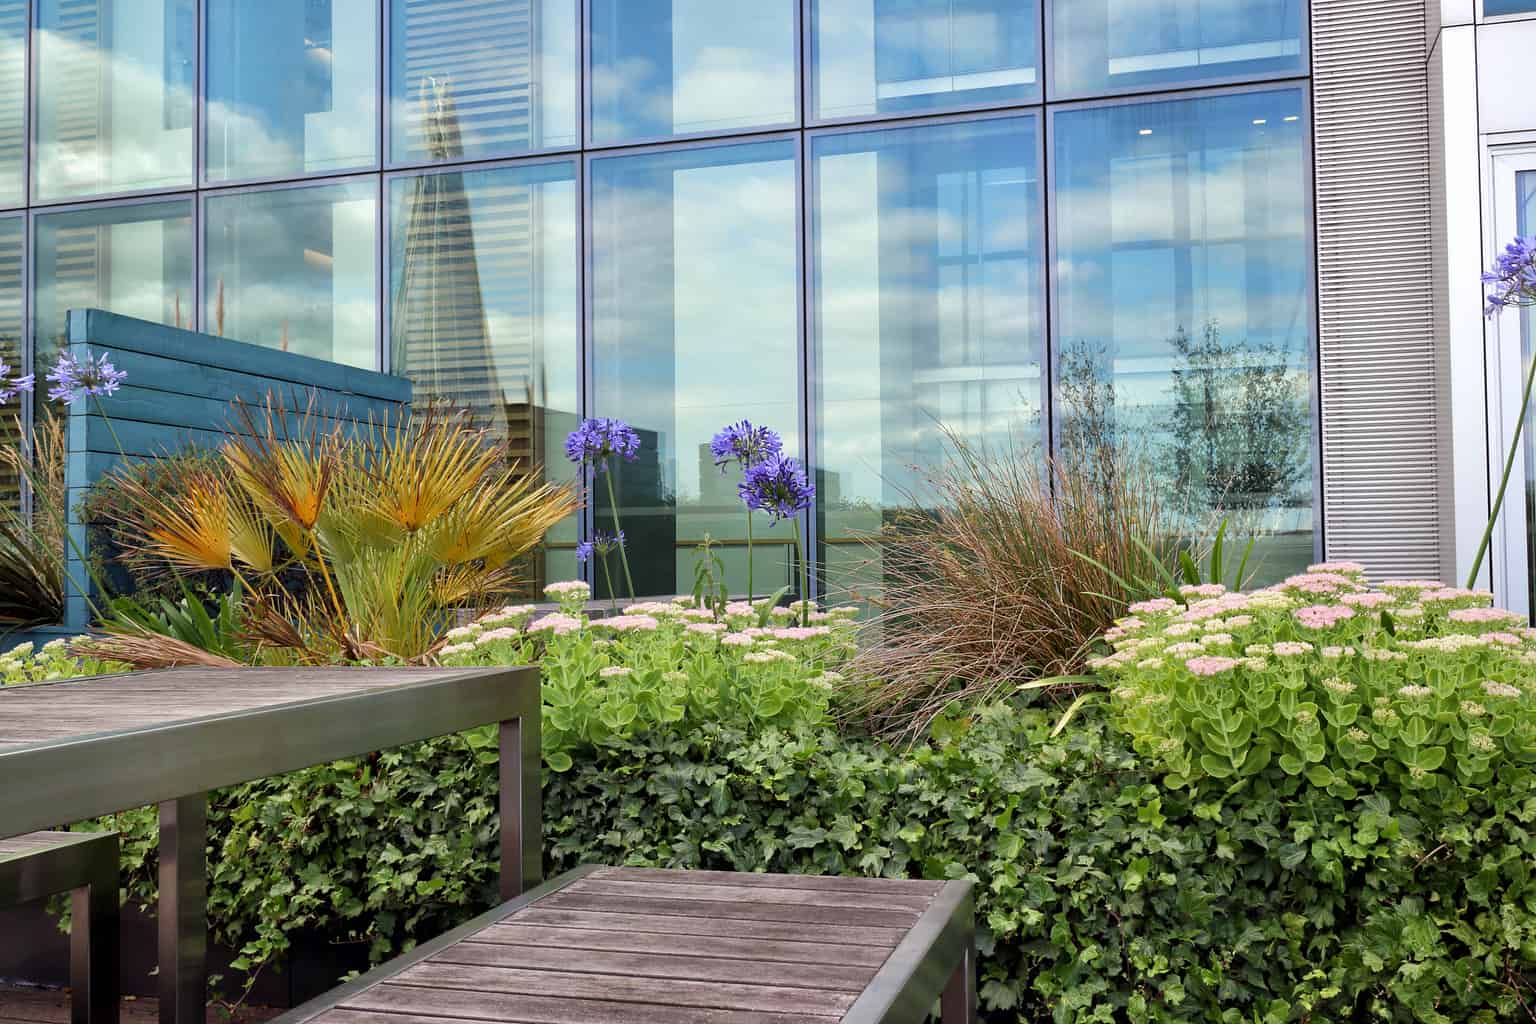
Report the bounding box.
[274,864,977,1024]
[0,831,119,1024]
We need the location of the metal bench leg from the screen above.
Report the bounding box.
[69,840,119,1024]
[159,795,206,1024]
[499,712,543,901]
[940,941,976,1024]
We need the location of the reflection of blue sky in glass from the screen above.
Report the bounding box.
[591,140,799,596]
[813,115,1043,595]
[33,201,194,375]
[388,0,577,163]
[35,0,195,199]
[205,183,378,369]
[589,0,795,144]
[1485,0,1536,14]
[814,0,1039,120]
[206,0,378,182]
[1054,88,1312,572]
[1051,0,1303,98]
[387,161,582,572]
[0,1,22,207]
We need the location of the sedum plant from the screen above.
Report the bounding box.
[439,581,858,771]
[105,398,579,664]
[1092,562,1536,793]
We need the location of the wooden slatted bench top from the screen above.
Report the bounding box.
[279,865,976,1024]
[0,830,107,861]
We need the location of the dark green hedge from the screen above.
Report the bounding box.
[104,704,1536,1022]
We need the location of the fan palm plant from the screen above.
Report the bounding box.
[104,396,579,664]
[0,415,65,629]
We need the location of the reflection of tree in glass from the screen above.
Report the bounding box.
[1165,320,1309,515]
[1054,338,1118,466]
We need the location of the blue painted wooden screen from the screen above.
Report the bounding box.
[58,309,412,628]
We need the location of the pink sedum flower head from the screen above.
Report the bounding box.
[527,613,582,636]
[1294,604,1355,630]
[1448,606,1523,624]
[1185,655,1240,676]
[1128,598,1181,615]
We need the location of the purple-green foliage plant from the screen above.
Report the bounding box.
[1092,562,1536,793]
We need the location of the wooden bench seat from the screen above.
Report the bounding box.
[277,865,975,1024]
[0,831,119,1024]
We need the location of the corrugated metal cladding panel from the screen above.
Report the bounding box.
[1313,0,1442,580]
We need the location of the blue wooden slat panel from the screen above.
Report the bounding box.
[67,310,412,402]
[53,311,413,630]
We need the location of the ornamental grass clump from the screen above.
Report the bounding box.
[847,432,1175,741]
[1094,562,1536,792]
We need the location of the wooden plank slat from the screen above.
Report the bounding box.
[511,907,908,948]
[594,866,943,897]
[341,983,838,1024]
[431,940,877,991]
[472,923,891,967]
[567,877,935,913]
[392,961,855,1017]
[538,891,922,930]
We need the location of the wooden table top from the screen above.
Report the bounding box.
[0,666,539,838]
[282,866,973,1024]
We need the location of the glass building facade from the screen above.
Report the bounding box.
[3,0,1316,599]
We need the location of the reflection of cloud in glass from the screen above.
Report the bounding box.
[813,117,1044,511]
[592,142,798,510]
[206,185,377,369]
[590,0,794,142]
[1051,88,1313,555]
[34,2,195,199]
[205,0,377,181]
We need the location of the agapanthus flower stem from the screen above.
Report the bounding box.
[602,465,636,599]
[600,553,616,612]
[792,517,809,628]
[90,395,126,456]
[745,510,754,602]
[1468,348,1536,588]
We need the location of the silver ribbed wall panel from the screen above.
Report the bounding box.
[1313,0,1441,579]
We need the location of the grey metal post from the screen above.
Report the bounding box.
[158,795,206,1024]
[940,941,976,1024]
[69,837,120,1024]
[499,710,542,901]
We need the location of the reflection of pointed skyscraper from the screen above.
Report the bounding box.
[393,76,506,440]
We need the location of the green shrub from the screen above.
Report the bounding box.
[84,698,1536,1023]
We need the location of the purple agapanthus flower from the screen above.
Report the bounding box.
[739,456,815,524]
[46,348,127,404]
[1483,235,1536,316]
[565,418,640,472]
[576,530,625,564]
[0,358,33,405]
[710,420,782,473]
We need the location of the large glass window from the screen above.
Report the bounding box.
[205,0,379,183]
[34,0,195,200]
[812,115,1044,598]
[590,139,799,598]
[204,181,379,369]
[389,0,577,164]
[0,1,24,208]
[589,0,796,145]
[1486,0,1536,15]
[1052,89,1313,578]
[33,199,194,380]
[389,160,581,585]
[0,217,20,509]
[1049,0,1304,99]
[813,0,1040,122]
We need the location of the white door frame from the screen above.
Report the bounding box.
[1483,144,1536,616]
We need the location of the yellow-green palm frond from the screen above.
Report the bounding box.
[432,562,519,609]
[224,394,337,538]
[363,410,506,534]
[226,491,278,574]
[331,540,445,660]
[430,466,581,569]
[120,469,236,574]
